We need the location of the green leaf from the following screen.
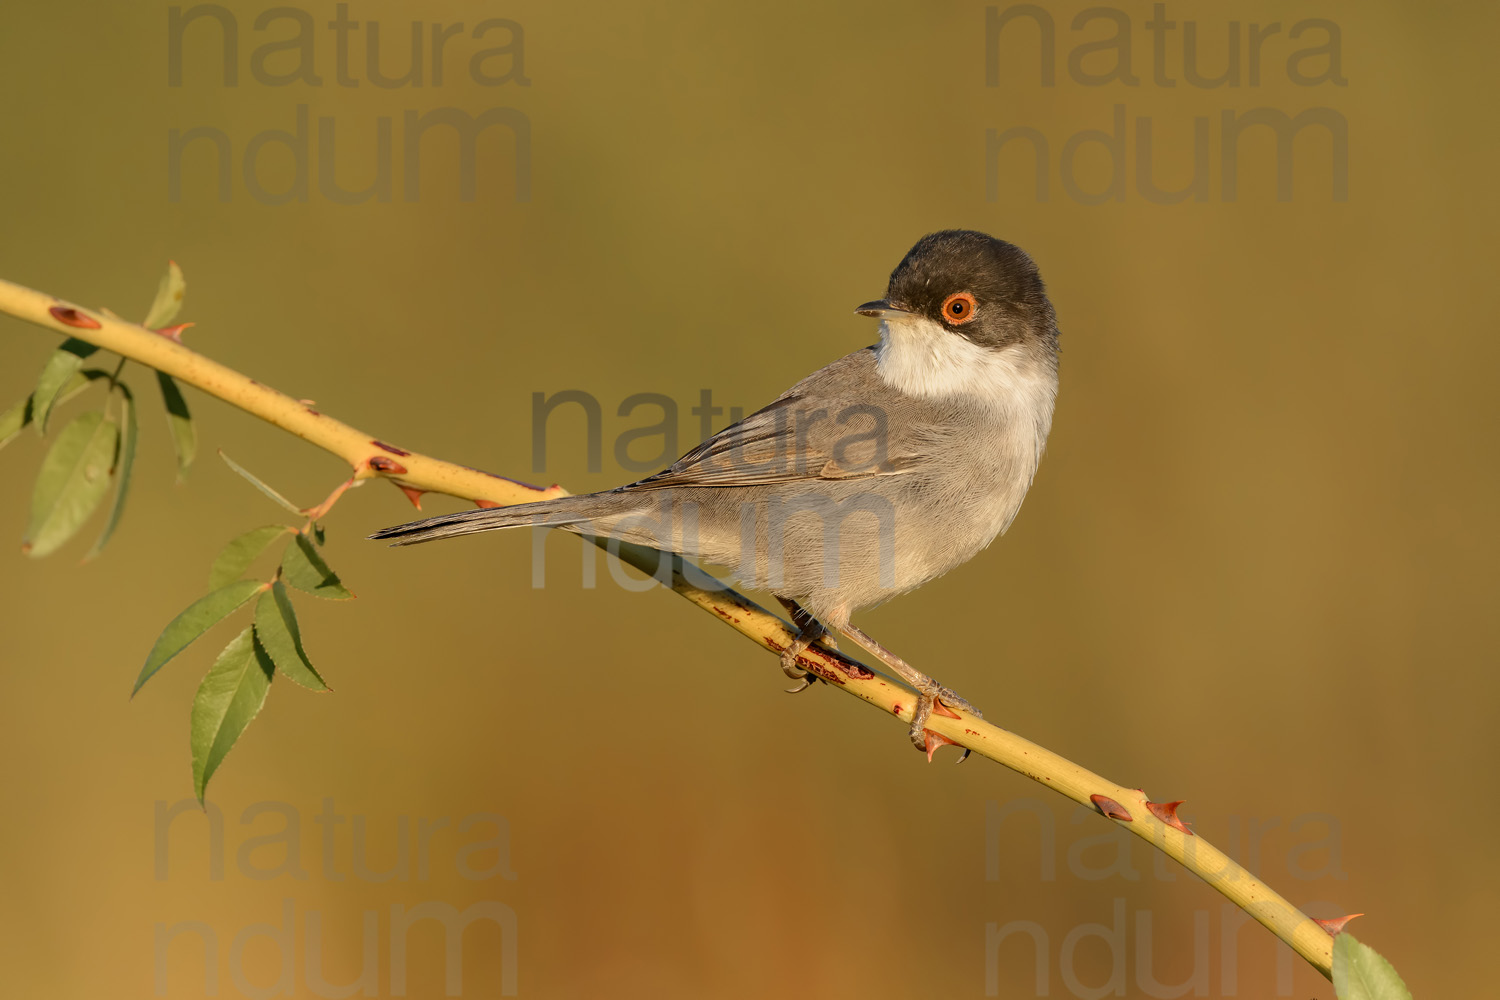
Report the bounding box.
[0,395,32,450]
[3,370,113,453]
[10,370,114,455]
[311,522,325,546]
[132,580,266,695]
[33,338,101,434]
[1333,934,1413,1000]
[209,524,293,591]
[143,260,187,329]
[5,369,112,451]
[191,626,273,802]
[281,533,353,599]
[218,450,301,514]
[84,383,139,560]
[157,371,196,480]
[254,582,329,690]
[23,410,119,558]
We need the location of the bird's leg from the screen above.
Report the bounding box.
[774,597,837,693]
[839,621,982,756]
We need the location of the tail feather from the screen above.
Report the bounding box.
[370,501,589,546]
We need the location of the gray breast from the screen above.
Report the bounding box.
[573,347,1053,626]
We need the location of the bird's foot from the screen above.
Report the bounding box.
[838,620,983,762]
[905,680,982,752]
[778,627,833,692]
[776,597,835,693]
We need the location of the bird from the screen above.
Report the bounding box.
[372,230,1060,753]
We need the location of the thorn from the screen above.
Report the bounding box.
[932,697,963,720]
[1090,794,1133,821]
[475,499,501,509]
[1144,799,1193,835]
[298,398,317,406]
[922,728,960,763]
[1313,913,1364,937]
[891,702,904,716]
[153,322,194,342]
[372,439,411,456]
[49,305,101,329]
[397,484,425,509]
[368,455,407,475]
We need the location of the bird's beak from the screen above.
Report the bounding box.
[854,299,916,319]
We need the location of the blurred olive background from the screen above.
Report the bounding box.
[1,1,1495,997]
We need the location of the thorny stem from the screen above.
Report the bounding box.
[0,277,1340,979]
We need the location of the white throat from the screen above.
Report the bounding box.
[874,313,1058,467]
[875,314,1053,402]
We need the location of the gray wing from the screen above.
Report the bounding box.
[619,348,927,492]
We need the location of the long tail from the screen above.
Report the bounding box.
[370,497,597,546]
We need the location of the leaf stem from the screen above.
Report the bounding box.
[299,475,358,524]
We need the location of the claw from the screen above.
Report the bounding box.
[778,650,809,681]
[784,677,815,694]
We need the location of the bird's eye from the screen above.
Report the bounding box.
[941,292,977,324]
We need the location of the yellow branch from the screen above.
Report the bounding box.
[0,276,1337,979]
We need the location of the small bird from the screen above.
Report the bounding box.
[373,230,1059,752]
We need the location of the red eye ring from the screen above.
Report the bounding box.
[941,291,977,324]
